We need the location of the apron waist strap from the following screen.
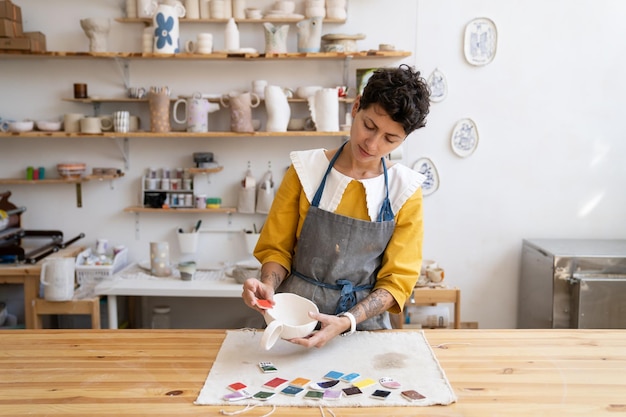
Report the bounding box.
[292,271,373,314]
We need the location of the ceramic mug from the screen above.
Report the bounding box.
[113,111,130,133]
[427,267,445,283]
[98,115,114,131]
[40,258,75,302]
[260,293,319,350]
[64,113,84,133]
[80,117,109,134]
[178,261,196,281]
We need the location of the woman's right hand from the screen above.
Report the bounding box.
[241,278,275,314]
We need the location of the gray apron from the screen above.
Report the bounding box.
[277,142,395,330]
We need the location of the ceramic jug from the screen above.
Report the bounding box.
[173,92,220,132]
[263,22,289,54]
[148,0,186,54]
[307,87,339,132]
[297,16,323,52]
[220,92,260,132]
[40,258,75,302]
[264,85,291,132]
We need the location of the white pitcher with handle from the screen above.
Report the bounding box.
[40,258,75,302]
[173,92,220,132]
[307,87,339,132]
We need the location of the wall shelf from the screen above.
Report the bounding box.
[116,17,348,25]
[0,50,411,61]
[0,131,349,138]
[0,174,124,208]
[123,206,235,214]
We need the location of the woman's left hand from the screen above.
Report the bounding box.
[287,311,351,348]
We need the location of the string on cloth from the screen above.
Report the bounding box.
[219,404,276,416]
[431,342,472,349]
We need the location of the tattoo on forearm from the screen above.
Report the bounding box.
[352,289,394,323]
[261,271,283,290]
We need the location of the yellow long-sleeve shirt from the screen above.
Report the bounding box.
[254,163,424,314]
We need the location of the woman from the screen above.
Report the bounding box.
[242,64,430,348]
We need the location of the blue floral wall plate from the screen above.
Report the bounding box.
[427,68,447,103]
[451,118,479,157]
[464,17,497,66]
[413,157,439,196]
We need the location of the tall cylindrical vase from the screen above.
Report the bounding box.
[150,241,171,277]
[152,2,186,54]
[149,90,171,132]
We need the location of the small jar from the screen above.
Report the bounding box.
[151,305,171,329]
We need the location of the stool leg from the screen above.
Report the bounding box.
[91,299,101,329]
[31,300,44,329]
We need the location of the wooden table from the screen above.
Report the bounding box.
[0,246,83,329]
[1,329,625,416]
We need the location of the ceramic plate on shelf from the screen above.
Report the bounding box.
[464,17,497,66]
[451,118,479,157]
[427,68,447,103]
[412,157,439,196]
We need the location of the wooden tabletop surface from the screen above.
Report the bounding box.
[1,329,625,416]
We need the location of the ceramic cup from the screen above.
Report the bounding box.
[98,115,114,131]
[150,241,171,277]
[177,232,199,254]
[427,267,445,283]
[275,0,295,14]
[80,117,101,134]
[260,293,319,350]
[287,118,306,131]
[129,115,140,131]
[64,113,84,133]
[245,7,262,19]
[185,33,213,54]
[73,83,88,99]
[210,0,225,19]
[128,87,146,99]
[113,111,130,133]
[178,261,196,281]
[40,258,75,302]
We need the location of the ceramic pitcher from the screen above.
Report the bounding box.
[149,1,186,54]
[263,22,289,54]
[297,16,323,52]
[173,92,220,132]
[220,92,260,132]
[307,88,339,131]
[40,258,75,302]
[265,85,291,132]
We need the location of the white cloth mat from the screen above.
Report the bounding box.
[195,329,457,408]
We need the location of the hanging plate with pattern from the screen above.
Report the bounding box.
[464,17,497,66]
[450,118,479,157]
[427,68,447,103]
[412,157,439,196]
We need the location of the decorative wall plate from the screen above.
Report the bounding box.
[451,118,479,157]
[464,17,497,66]
[412,157,439,196]
[427,68,447,103]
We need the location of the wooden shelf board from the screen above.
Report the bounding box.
[0,131,349,138]
[124,206,236,214]
[0,50,410,61]
[0,174,123,185]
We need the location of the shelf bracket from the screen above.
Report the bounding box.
[114,57,131,90]
[133,212,141,240]
[114,137,130,170]
[75,182,83,208]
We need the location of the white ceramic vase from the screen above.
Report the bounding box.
[150,1,186,54]
[263,22,289,54]
[265,85,291,132]
[308,88,339,132]
[297,16,323,52]
[80,18,111,52]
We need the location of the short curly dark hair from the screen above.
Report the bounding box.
[359,64,430,135]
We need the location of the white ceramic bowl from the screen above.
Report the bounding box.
[8,120,34,133]
[295,85,322,99]
[261,293,319,350]
[36,120,63,132]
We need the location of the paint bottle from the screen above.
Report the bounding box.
[151,305,171,329]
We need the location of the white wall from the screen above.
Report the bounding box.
[1,0,625,328]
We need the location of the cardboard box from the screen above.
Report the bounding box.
[0,36,30,50]
[0,17,22,37]
[0,0,20,22]
[24,31,46,51]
